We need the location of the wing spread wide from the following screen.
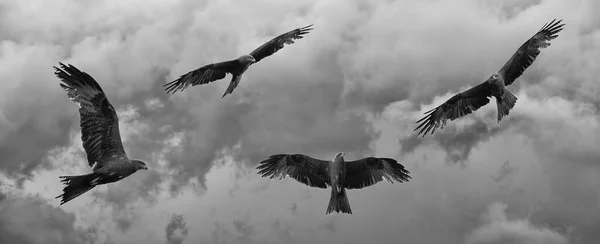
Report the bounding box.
[249,24,313,63]
[499,19,565,86]
[344,157,411,189]
[256,154,330,188]
[415,82,494,137]
[164,59,240,94]
[54,63,127,168]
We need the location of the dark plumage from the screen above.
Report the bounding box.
[164,24,313,97]
[256,152,411,215]
[415,19,565,137]
[54,63,148,205]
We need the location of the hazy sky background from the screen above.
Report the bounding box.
[0,0,599,243]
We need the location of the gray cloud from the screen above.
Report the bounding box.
[1,0,600,244]
[212,222,231,244]
[400,116,527,164]
[0,57,75,183]
[115,217,133,233]
[491,161,519,183]
[0,0,380,202]
[233,219,255,241]
[166,214,189,244]
[91,167,163,209]
[0,195,97,244]
[464,202,568,244]
[232,49,378,165]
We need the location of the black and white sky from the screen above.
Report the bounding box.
[0,0,599,243]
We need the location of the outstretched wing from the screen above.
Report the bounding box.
[249,24,313,63]
[256,154,330,188]
[344,157,411,189]
[499,19,565,86]
[54,63,127,168]
[415,82,495,137]
[164,59,240,94]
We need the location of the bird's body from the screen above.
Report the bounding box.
[54,63,148,205]
[257,152,411,215]
[488,74,504,95]
[90,156,139,184]
[164,25,313,97]
[327,152,351,214]
[222,55,256,97]
[329,153,346,190]
[415,19,564,136]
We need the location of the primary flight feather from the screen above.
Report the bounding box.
[54,63,148,205]
[257,152,411,215]
[415,19,565,137]
[164,24,313,97]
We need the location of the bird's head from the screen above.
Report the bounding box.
[239,55,256,65]
[132,160,148,171]
[332,152,345,163]
[488,73,500,82]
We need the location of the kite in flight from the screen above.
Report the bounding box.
[54,63,148,205]
[415,19,565,136]
[164,24,314,97]
[257,152,411,214]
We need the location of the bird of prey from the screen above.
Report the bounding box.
[164,24,314,97]
[54,63,148,205]
[256,152,411,214]
[415,19,565,136]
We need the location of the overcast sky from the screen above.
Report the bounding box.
[0,0,599,243]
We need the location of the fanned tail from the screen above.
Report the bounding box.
[55,173,98,205]
[326,187,352,215]
[496,88,518,122]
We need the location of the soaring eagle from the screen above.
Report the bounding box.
[164,24,313,97]
[415,19,565,137]
[256,152,411,214]
[54,63,148,205]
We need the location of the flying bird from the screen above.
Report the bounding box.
[256,152,411,214]
[164,24,314,97]
[415,19,565,137]
[54,63,148,205]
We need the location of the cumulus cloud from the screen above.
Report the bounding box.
[1,0,600,243]
[400,116,520,165]
[165,214,189,244]
[0,195,97,244]
[1,0,380,198]
[491,161,519,183]
[464,202,569,244]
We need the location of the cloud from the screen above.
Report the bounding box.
[1,0,600,243]
[491,161,519,183]
[0,195,97,244]
[232,219,256,241]
[400,116,519,165]
[0,42,74,182]
[165,214,189,244]
[0,0,381,199]
[114,217,133,233]
[464,202,569,244]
